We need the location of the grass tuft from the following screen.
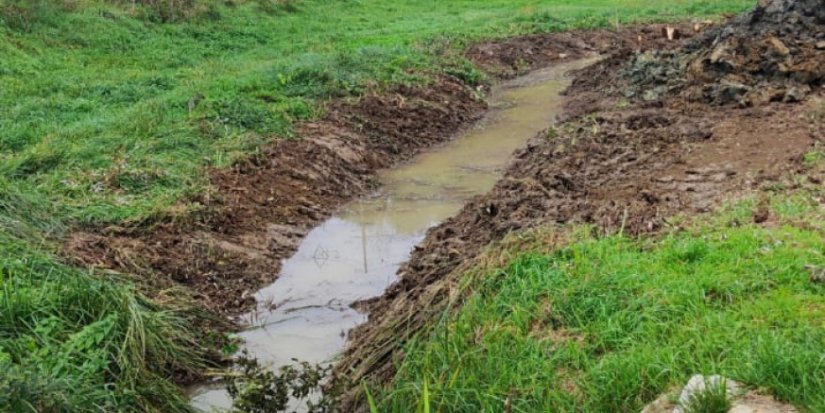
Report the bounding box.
[682,379,732,413]
[0,235,211,411]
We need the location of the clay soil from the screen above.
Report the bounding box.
[334,1,825,409]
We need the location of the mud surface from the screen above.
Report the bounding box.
[334,4,824,410]
[64,28,644,316]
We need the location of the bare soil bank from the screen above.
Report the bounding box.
[66,77,487,315]
[334,1,824,409]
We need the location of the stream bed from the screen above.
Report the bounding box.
[190,58,596,411]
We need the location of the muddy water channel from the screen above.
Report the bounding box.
[190,58,596,411]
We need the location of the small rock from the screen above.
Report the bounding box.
[674,375,743,413]
[641,375,800,413]
[766,36,790,56]
[783,86,810,103]
[806,265,825,284]
[816,41,825,50]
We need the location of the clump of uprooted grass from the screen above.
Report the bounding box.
[0,232,210,411]
[376,195,825,412]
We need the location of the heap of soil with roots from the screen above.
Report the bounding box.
[625,0,825,106]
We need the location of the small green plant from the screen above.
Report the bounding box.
[682,380,732,413]
[444,61,486,86]
[803,150,825,167]
[226,352,331,413]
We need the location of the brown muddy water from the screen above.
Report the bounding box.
[189,58,597,411]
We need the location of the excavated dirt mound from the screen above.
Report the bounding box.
[334,3,824,410]
[467,24,698,79]
[619,0,825,106]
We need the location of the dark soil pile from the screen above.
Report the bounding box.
[334,3,824,410]
[624,0,825,106]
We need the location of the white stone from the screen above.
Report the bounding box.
[674,375,742,413]
[640,376,799,413]
[729,405,759,413]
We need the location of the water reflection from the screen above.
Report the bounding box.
[190,57,598,411]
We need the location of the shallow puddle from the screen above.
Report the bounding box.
[190,58,597,411]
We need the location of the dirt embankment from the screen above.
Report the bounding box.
[65,78,488,315]
[334,2,824,409]
[63,29,643,317]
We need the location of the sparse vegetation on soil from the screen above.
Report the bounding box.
[8,0,824,411]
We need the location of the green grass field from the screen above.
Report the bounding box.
[378,195,825,412]
[0,0,753,228]
[0,0,756,411]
